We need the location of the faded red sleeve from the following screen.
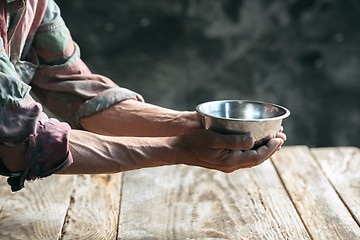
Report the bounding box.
[30,0,143,128]
[3,112,73,192]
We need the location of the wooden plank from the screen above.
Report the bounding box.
[61,173,122,240]
[311,147,360,225]
[272,146,360,239]
[118,160,310,239]
[0,175,75,240]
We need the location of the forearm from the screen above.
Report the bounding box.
[59,128,286,175]
[79,99,203,137]
[58,129,181,174]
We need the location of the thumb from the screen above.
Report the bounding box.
[212,133,254,150]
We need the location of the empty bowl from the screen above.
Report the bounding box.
[196,100,290,148]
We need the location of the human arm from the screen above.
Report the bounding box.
[1,0,192,190]
[30,0,144,129]
[79,99,203,137]
[59,128,285,175]
[1,29,71,191]
[0,0,286,191]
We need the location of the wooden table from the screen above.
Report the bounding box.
[0,146,359,239]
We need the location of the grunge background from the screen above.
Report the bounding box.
[58,0,360,147]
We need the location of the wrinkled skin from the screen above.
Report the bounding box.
[178,128,285,173]
[1,100,286,175]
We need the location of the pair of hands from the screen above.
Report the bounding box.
[80,100,287,173]
[176,123,286,173]
[0,102,286,175]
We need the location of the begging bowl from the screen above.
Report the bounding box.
[196,100,290,149]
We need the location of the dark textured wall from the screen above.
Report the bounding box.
[57,0,360,147]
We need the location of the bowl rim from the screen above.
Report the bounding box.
[196,100,290,122]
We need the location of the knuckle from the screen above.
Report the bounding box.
[252,156,266,166]
[230,136,239,149]
[231,136,244,149]
[231,135,252,150]
[222,159,238,173]
[243,151,261,167]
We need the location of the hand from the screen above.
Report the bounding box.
[177,129,286,173]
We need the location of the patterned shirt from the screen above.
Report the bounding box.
[0,0,143,191]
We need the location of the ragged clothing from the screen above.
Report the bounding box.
[0,0,143,191]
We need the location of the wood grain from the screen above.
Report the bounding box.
[1,146,359,239]
[0,175,75,240]
[272,146,360,239]
[61,173,122,240]
[118,160,310,239]
[311,147,360,225]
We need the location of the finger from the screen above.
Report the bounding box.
[274,137,285,151]
[258,138,283,159]
[279,126,283,133]
[217,137,284,172]
[276,132,287,142]
[229,138,282,168]
[247,138,282,166]
[211,133,254,150]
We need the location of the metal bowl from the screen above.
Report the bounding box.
[196,100,290,148]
